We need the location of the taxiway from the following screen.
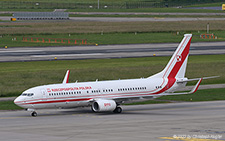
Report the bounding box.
[1,101,225,141]
[0,42,225,62]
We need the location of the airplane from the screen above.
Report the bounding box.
[14,34,217,117]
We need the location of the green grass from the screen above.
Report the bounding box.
[2,20,225,42]
[0,9,53,12]
[69,14,225,18]
[0,101,23,110]
[186,2,224,7]
[1,8,224,13]
[0,0,161,2]
[0,7,224,13]
[0,54,224,97]
[1,31,225,47]
[1,20,225,42]
[67,7,225,13]
[0,0,224,12]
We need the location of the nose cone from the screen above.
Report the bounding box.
[14,97,18,103]
[14,96,22,107]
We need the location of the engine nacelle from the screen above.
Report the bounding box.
[92,99,117,112]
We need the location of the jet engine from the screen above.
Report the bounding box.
[91,99,117,112]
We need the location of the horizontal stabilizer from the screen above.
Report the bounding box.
[62,70,70,84]
[177,76,219,83]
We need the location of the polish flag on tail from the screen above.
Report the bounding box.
[151,34,192,79]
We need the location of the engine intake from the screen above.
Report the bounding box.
[92,99,117,112]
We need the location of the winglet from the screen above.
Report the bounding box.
[161,78,203,96]
[62,70,70,84]
[189,78,203,94]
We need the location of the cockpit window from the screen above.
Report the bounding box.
[21,93,34,96]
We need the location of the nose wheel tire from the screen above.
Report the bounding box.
[31,111,37,117]
[113,107,122,113]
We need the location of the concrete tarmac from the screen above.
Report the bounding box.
[0,41,225,62]
[1,101,225,141]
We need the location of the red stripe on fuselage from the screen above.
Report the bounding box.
[19,98,92,105]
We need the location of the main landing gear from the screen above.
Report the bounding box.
[31,111,37,117]
[113,107,122,113]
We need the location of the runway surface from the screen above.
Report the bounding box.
[0,41,225,62]
[1,101,225,141]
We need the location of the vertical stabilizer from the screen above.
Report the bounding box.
[150,34,192,79]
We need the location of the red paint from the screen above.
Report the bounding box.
[168,38,191,79]
[104,103,111,107]
[66,70,70,83]
[155,36,192,94]
[50,86,92,92]
[193,78,203,93]
[20,98,92,105]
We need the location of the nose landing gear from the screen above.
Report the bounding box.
[27,108,37,117]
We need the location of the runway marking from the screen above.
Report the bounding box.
[160,136,223,141]
[31,53,103,57]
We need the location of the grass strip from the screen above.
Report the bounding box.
[67,8,225,13]
[2,20,225,35]
[0,54,224,97]
[69,14,225,18]
[0,101,23,110]
[2,31,225,47]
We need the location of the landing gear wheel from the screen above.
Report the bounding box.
[113,107,122,113]
[31,111,37,117]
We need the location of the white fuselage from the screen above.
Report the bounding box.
[14,77,184,109]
